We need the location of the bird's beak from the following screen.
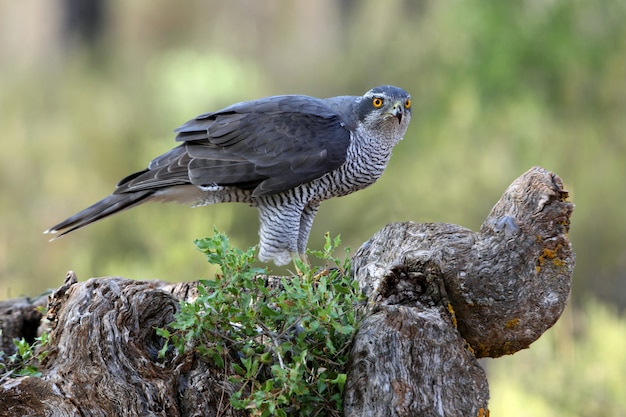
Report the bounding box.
[390,101,403,124]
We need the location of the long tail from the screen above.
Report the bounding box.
[44,191,154,240]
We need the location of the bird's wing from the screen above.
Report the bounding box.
[113,145,192,194]
[116,95,353,197]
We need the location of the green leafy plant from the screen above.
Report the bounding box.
[0,331,49,381]
[157,229,362,416]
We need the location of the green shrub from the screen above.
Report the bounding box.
[0,331,49,382]
[157,229,362,416]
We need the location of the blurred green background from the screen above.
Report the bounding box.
[1,0,625,414]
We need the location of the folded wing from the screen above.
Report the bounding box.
[115,95,353,197]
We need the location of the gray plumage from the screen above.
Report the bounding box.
[45,85,412,265]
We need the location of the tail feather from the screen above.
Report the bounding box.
[44,191,154,240]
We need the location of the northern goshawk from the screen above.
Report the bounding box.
[45,85,412,265]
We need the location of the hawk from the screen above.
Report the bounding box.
[46,85,412,265]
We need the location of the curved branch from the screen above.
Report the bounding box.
[345,166,574,416]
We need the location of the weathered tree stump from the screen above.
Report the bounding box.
[0,293,49,358]
[344,166,574,416]
[0,166,574,417]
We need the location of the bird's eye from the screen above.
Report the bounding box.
[372,97,384,108]
[405,99,411,109]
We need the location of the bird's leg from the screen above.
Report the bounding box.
[256,202,303,266]
[289,202,319,276]
[297,203,320,259]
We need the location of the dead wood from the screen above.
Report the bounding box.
[344,166,574,416]
[0,166,574,417]
[0,292,49,357]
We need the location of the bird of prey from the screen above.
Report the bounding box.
[45,85,412,265]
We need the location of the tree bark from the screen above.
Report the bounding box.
[344,166,574,416]
[0,293,49,357]
[0,166,574,417]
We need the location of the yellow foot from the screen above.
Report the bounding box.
[290,252,310,276]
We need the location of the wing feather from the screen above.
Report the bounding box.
[115,94,354,197]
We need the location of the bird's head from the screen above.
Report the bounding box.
[356,85,412,143]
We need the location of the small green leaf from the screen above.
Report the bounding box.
[231,362,245,376]
[331,373,347,391]
[154,229,360,416]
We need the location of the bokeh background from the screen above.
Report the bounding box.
[1,0,625,414]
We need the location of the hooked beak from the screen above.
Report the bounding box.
[390,101,403,124]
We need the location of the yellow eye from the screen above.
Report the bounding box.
[405,98,411,109]
[372,97,384,108]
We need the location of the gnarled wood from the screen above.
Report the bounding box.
[0,166,574,417]
[344,166,574,416]
[1,272,241,417]
[0,293,48,357]
[344,305,489,417]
